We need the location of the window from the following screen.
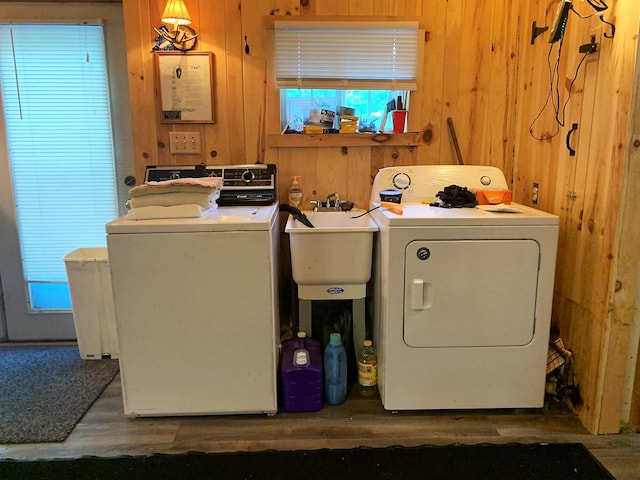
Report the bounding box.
[274,21,419,133]
[0,23,118,311]
[281,89,407,133]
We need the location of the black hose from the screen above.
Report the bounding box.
[279,204,315,228]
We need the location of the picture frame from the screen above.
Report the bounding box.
[155,51,215,123]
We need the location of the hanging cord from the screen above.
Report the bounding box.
[555,51,591,128]
[9,28,23,120]
[529,14,594,141]
[585,0,608,12]
[569,8,595,19]
[529,40,563,141]
[583,0,615,38]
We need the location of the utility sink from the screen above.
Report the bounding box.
[285,211,378,298]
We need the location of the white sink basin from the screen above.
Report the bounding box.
[286,210,378,232]
[285,211,378,296]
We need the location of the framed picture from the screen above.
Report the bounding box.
[155,51,215,123]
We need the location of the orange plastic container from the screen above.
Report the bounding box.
[473,189,512,205]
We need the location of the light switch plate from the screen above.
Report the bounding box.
[169,132,201,155]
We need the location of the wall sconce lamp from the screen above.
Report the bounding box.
[154,0,198,51]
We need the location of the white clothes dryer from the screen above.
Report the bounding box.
[369,165,559,410]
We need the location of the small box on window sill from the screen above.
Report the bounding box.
[473,189,512,205]
[339,114,358,134]
[303,125,324,134]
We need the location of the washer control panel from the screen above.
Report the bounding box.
[144,164,277,206]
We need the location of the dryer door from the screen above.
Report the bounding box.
[403,239,539,347]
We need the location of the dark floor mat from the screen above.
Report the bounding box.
[0,443,615,479]
[0,345,119,443]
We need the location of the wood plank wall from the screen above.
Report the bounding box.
[123,0,519,205]
[624,45,640,432]
[120,0,640,434]
[514,0,640,434]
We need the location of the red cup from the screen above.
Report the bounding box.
[391,110,407,133]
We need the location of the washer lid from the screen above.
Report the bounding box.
[369,202,558,227]
[106,204,278,234]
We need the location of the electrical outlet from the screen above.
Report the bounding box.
[169,132,201,155]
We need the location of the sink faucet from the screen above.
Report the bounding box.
[310,193,343,211]
[326,192,340,209]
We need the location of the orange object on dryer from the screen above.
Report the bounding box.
[380,201,403,215]
[473,189,512,205]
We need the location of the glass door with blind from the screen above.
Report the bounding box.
[0,18,132,340]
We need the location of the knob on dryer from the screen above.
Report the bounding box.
[392,172,411,190]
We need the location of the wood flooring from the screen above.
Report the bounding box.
[1,374,639,479]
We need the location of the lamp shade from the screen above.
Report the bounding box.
[161,0,192,26]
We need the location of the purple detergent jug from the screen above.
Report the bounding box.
[281,332,323,412]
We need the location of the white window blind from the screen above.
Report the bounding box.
[0,23,117,310]
[274,21,419,90]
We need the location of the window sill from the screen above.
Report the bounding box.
[266,132,421,148]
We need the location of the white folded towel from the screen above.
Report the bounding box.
[129,191,214,209]
[129,177,223,198]
[147,177,223,188]
[125,204,205,220]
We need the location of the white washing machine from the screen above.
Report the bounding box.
[369,165,559,410]
[106,164,280,416]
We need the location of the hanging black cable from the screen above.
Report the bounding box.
[530,41,593,141]
[529,5,601,141]
[585,0,608,12]
[529,40,563,141]
[556,52,591,127]
[584,0,615,38]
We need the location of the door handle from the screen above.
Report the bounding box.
[410,279,432,310]
[410,279,424,310]
[566,123,578,156]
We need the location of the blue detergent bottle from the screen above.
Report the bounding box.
[324,332,348,405]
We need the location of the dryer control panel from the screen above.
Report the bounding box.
[371,165,508,204]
